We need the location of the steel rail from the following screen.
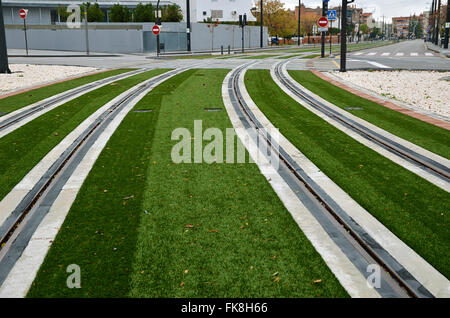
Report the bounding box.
[0,67,186,256]
[229,64,434,298]
[274,61,450,183]
[0,68,147,132]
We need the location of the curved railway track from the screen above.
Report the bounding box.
[0,67,188,287]
[273,60,450,184]
[0,68,148,134]
[227,63,435,298]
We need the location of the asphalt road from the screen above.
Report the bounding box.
[314,39,450,71]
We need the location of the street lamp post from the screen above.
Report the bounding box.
[187,0,191,52]
[321,0,328,58]
[444,0,450,49]
[156,0,161,57]
[260,0,264,48]
[0,0,11,73]
[298,0,301,46]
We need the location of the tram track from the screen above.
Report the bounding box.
[226,63,436,298]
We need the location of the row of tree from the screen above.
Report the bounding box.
[57,2,182,23]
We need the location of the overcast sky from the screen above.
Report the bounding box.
[281,0,432,22]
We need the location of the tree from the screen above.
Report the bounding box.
[133,3,154,22]
[80,2,105,22]
[57,5,71,22]
[109,3,131,22]
[254,0,296,37]
[162,4,183,22]
[359,24,369,35]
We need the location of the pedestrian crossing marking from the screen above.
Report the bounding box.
[351,52,436,57]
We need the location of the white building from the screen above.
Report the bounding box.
[171,0,256,23]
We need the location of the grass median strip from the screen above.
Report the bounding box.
[0,69,169,203]
[288,71,450,159]
[0,68,132,114]
[245,70,450,279]
[27,69,348,298]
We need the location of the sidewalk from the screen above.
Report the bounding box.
[7,48,118,57]
[425,41,450,57]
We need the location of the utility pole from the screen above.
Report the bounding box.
[186,0,191,51]
[260,0,264,48]
[156,0,161,57]
[321,0,328,58]
[444,0,450,49]
[435,0,441,45]
[0,0,11,73]
[298,0,301,46]
[340,0,355,72]
[430,0,435,41]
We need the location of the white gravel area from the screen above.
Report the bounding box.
[331,70,450,118]
[0,64,99,95]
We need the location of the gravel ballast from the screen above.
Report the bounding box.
[0,64,99,96]
[331,70,450,119]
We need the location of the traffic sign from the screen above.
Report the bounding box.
[19,9,28,19]
[327,10,337,21]
[152,25,161,35]
[318,17,328,28]
[318,27,329,32]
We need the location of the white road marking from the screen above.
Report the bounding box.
[410,53,418,56]
[425,52,434,56]
[395,52,404,56]
[365,61,392,69]
[353,52,363,56]
[367,52,377,56]
[381,53,390,56]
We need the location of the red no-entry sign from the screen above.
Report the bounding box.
[318,17,328,28]
[152,25,161,35]
[19,9,28,19]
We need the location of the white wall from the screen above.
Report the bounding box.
[172,0,256,22]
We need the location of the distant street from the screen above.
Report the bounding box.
[314,40,450,71]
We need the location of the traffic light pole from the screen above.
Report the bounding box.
[0,0,11,73]
[321,0,328,58]
[435,0,441,45]
[240,14,247,53]
[340,0,354,72]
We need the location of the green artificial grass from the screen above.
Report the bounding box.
[0,69,132,114]
[245,70,450,279]
[0,69,169,203]
[27,69,348,298]
[288,71,450,159]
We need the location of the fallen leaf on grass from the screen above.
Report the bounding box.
[185,225,194,228]
[314,279,322,284]
[123,195,135,200]
[208,230,218,233]
[180,282,185,287]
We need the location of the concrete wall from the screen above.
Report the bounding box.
[3,7,52,25]
[5,22,268,53]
